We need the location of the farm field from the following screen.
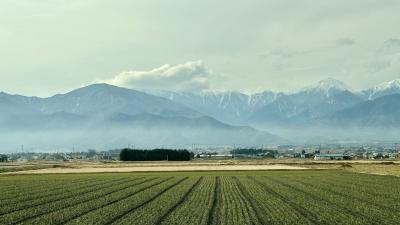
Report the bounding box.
[0,170,399,225]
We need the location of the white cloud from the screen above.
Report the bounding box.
[335,38,355,47]
[2,1,400,96]
[345,38,400,88]
[104,61,215,92]
[378,38,400,55]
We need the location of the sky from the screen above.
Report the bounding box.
[1,0,400,96]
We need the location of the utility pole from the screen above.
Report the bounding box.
[233,144,236,160]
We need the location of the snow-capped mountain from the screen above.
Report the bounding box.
[0,84,283,150]
[300,78,351,98]
[28,83,201,118]
[153,90,277,124]
[151,78,365,126]
[326,94,400,127]
[247,91,278,109]
[3,77,400,149]
[149,78,400,129]
[363,79,400,100]
[249,79,363,126]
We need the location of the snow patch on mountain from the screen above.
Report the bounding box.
[364,78,400,100]
[301,78,351,97]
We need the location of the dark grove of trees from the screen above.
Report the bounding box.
[119,148,194,161]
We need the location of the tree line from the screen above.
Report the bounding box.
[119,148,194,161]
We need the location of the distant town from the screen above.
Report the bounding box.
[1,143,399,163]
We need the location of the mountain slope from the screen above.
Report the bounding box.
[152,90,278,125]
[94,113,283,145]
[0,111,283,150]
[0,85,283,150]
[155,91,255,124]
[325,94,400,127]
[153,79,365,127]
[250,79,363,125]
[28,83,201,118]
[0,92,40,116]
[363,79,400,100]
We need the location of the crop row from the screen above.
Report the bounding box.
[0,176,129,209]
[113,177,202,225]
[0,177,156,224]
[0,176,135,216]
[63,177,186,225]
[0,171,398,225]
[0,177,101,201]
[20,177,172,225]
[266,176,400,224]
[160,176,216,225]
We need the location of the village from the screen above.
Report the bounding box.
[1,144,399,163]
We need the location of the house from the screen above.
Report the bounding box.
[362,152,374,159]
[301,153,314,159]
[314,153,352,160]
[0,154,8,163]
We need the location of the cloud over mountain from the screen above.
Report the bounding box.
[335,38,355,47]
[105,61,215,92]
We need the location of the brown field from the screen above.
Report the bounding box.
[1,159,399,176]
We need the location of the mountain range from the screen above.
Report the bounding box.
[1,78,400,151]
[0,84,281,151]
[154,78,400,128]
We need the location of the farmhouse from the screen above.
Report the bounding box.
[0,154,8,162]
[314,153,352,160]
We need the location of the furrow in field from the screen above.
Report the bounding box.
[0,177,97,195]
[159,177,215,225]
[111,177,199,225]
[0,177,101,202]
[233,176,269,225]
[0,177,131,216]
[19,177,169,225]
[268,176,399,225]
[0,170,397,225]
[63,177,186,225]
[240,176,313,225]
[217,176,259,225]
[154,177,204,225]
[227,177,260,225]
[255,176,367,225]
[207,176,221,225]
[292,177,399,209]
[249,176,321,225]
[0,177,146,224]
[300,174,400,202]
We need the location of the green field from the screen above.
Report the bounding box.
[0,171,399,225]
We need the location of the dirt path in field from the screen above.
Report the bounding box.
[3,164,308,174]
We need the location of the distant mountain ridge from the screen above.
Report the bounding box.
[152,90,273,124]
[152,78,400,128]
[325,94,400,127]
[249,79,363,126]
[30,84,201,118]
[0,84,282,151]
[362,79,400,100]
[6,78,399,128]
[1,78,400,150]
